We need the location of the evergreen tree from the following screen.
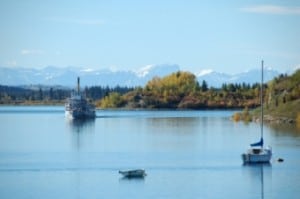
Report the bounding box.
[201,80,208,92]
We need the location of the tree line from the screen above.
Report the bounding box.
[0,85,134,104]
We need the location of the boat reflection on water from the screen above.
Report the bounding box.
[243,163,271,199]
[67,118,95,132]
[65,118,95,199]
[119,176,146,183]
[66,118,95,150]
[119,174,146,182]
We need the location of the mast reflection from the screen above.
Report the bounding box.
[243,163,271,199]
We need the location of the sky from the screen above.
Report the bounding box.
[0,0,299,74]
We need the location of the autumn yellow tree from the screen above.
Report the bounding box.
[99,92,124,108]
[143,71,200,107]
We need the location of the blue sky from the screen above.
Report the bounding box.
[0,0,299,74]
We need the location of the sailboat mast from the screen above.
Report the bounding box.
[261,60,264,146]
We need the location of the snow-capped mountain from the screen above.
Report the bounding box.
[197,68,280,88]
[0,64,180,87]
[0,64,284,88]
[137,64,180,78]
[196,70,231,87]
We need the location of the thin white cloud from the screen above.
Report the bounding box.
[241,5,300,15]
[6,60,17,67]
[21,49,44,55]
[46,17,105,26]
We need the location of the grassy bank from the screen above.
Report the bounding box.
[233,99,300,126]
[262,99,300,119]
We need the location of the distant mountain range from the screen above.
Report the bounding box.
[0,64,180,87]
[196,68,281,87]
[0,64,286,88]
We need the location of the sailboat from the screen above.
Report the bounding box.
[242,60,272,164]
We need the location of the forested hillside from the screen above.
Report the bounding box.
[263,69,300,123]
[233,69,300,124]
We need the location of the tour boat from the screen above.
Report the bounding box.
[65,77,95,119]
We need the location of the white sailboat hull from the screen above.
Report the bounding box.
[242,148,272,163]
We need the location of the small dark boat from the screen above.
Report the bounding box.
[277,158,284,162]
[119,169,146,178]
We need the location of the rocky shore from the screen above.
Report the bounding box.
[253,115,295,124]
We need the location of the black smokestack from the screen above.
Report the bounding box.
[77,77,80,93]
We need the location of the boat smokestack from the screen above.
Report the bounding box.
[77,77,80,93]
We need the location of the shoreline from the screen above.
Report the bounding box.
[0,103,243,111]
[233,112,298,126]
[252,114,296,125]
[1,103,297,126]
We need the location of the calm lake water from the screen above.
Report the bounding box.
[0,106,300,199]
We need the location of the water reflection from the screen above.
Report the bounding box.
[243,163,271,199]
[145,117,205,134]
[268,123,300,137]
[119,176,145,183]
[67,118,95,132]
[66,118,95,150]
